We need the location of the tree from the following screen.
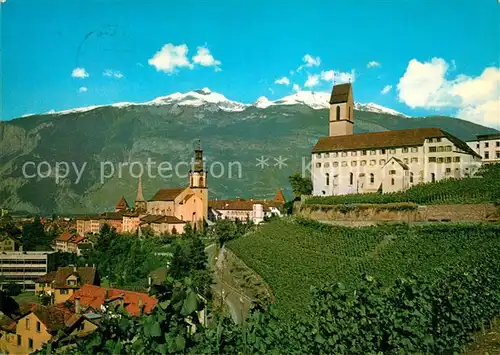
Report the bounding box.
[289,172,312,198]
[21,216,47,251]
[214,219,237,248]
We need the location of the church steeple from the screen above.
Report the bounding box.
[134,176,147,213]
[189,139,207,188]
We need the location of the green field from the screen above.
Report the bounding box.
[305,164,500,206]
[227,218,500,319]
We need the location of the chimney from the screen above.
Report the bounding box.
[75,296,81,314]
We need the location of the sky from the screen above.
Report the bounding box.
[1,0,499,128]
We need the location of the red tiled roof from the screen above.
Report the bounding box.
[68,284,157,316]
[115,196,129,210]
[35,271,57,283]
[56,232,78,242]
[274,189,286,203]
[149,188,186,201]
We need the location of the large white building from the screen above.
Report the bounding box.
[467,133,500,164]
[0,251,56,291]
[311,83,482,196]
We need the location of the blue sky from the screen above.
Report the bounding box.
[1,0,499,127]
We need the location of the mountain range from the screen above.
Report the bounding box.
[0,88,497,214]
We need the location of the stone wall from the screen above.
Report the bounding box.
[296,202,499,223]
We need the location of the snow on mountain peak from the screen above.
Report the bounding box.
[200,87,211,94]
[254,96,272,109]
[272,91,330,109]
[354,102,408,118]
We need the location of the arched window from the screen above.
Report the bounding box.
[410,172,414,183]
[391,178,395,186]
[349,172,354,185]
[370,173,375,184]
[199,177,204,187]
[431,173,436,183]
[325,173,330,186]
[336,106,341,121]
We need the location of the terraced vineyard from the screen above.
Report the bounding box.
[227,218,500,319]
[305,164,500,206]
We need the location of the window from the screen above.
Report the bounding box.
[324,162,330,168]
[370,160,376,166]
[437,157,444,163]
[410,172,414,183]
[428,157,437,163]
[351,161,357,167]
[496,141,500,147]
[497,152,500,159]
[411,158,418,163]
[36,321,41,333]
[370,150,376,155]
[325,173,330,186]
[17,335,21,346]
[360,160,367,166]
[437,146,444,152]
[68,279,77,286]
[446,168,451,174]
[359,173,365,178]
[28,338,33,350]
[379,159,386,165]
[391,178,395,186]
[389,170,396,175]
[429,147,437,152]
[349,173,354,185]
[485,152,490,159]
[315,163,321,168]
[341,161,348,167]
[431,173,436,182]
[389,149,396,154]
[341,152,348,157]
[332,152,338,157]
[351,151,357,156]
[485,142,489,148]
[336,106,341,121]
[26,319,30,330]
[445,157,452,163]
[436,138,442,143]
[380,149,386,154]
[403,158,409,164]
[402,147,409,153]
[411,147,418,153]
[333,162,339,167]
[453,157,460,163]
[445,146,452,152]
[370,173,375,184]
[476,143,480,149]
[316,153,321,158]
[361,150,367,156]
[324,153,329,158]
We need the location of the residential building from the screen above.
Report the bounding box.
[0,251,56,292]
[53,232,87,255]
[139,215,186,235]
[208,190,285,224]
[0,303,98,354]
[466,133,500,163]
[311,83,482,196]
[35,266,100,304]
[0,236,23,252]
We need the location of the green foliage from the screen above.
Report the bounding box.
[21,216,50,250]
[306,164,500,206]
[228,217,500,320]
[289,172,312,197]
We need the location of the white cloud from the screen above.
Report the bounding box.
[192,46,222,70]
[274,76,290,86]
[304,74,320,88]
[79,86,88,93]
[367,61,381,68]
[397,57,500,127]
[71,67,89,79]
[381,85,392,94]
[148,43,193,74]
[292,83,300,92]
[320,69,355,84]
[297,54,321,71]
[103,69,124,79]
[320,70,335,82]
[0,0,6,4]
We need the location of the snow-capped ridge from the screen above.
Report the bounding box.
[254,96,272,109]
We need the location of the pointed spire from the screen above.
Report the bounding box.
[136,176,145,202]
[196,138,201,151]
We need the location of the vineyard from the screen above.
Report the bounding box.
[305,163,500,205]
[227,218,500,320]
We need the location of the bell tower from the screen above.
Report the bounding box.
[189,140,208,225]
[134,176,147,213]
[329,83,354,137]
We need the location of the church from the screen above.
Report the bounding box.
[311,83,482,196]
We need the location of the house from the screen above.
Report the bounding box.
[68,284,157,316]
[53,232,86,255]
[311,83,482,196]
[208,190,285,224]
[0,251,56,292]
[139,215,186,235]
[467,133,500,163]
[35,266,100,304]
[0,303,97,354]
[0,235,23,252]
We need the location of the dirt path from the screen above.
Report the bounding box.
[463,322,500,354]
